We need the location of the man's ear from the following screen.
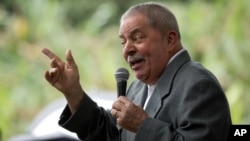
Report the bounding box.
[166,30,177,52]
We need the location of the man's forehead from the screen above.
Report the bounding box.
[119,15,147,36]
[120,13,147,26]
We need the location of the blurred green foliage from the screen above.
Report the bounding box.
[0,0,249,140]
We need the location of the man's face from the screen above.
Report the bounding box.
[119,14,170,85]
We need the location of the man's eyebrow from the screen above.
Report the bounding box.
[119,28,142,38]
[130,28,142,35]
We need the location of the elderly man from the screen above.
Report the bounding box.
[42,2,231,141]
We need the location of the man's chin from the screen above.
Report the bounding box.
[134,71,147,81]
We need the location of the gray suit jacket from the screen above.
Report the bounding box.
[59,50,231,141]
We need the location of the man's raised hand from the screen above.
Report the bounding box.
[41,48,83,113]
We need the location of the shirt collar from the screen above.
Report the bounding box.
[168,48,185,65]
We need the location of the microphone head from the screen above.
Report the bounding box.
[114,68,129,82]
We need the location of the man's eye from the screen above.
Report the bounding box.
[121,40,126,48]
[121,40,126,45]
[133,35,143,42]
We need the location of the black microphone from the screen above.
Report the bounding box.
[114,68,129,140]
[114,68,129,97]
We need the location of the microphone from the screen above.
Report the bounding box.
[114,68,129,97]
[114,68,129,139]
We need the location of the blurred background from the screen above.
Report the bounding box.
[0,0,249,140]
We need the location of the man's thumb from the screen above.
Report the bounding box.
[65,49,76,66]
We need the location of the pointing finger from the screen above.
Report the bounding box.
[41,48,61,61]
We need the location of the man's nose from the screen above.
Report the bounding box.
[123,40,136,56]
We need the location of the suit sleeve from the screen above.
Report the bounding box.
[58,94,119,141]
[135,78,231,141]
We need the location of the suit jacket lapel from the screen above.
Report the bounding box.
[127,81,147,107]
[144,88,162,117]
[145,50,191,118]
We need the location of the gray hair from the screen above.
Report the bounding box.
[121,2,181,39]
